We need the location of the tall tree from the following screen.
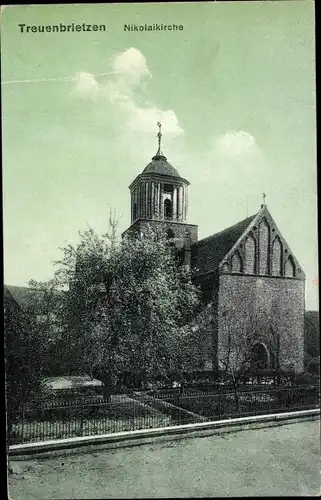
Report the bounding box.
[45,216,208,394]
[5,292,49,468]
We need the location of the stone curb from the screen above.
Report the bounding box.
[10,408,320,460]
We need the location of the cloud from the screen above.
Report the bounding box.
[198,130,267,201]
[208,130,264,181]
[127,107,183,136]
[111,47,151,87]
[211,131,261,164]
[72,48,184,151]
[74,72,99,100]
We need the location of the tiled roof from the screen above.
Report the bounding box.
[191,213,257,276]
[4,285,41,309]
[142,154,182,179]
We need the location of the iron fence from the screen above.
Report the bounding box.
[9,385,319,445]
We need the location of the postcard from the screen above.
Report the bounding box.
[2,2,318,498]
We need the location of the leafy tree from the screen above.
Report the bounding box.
[27,279,70,376]
[5,293,51,472]
[36,214,210,396]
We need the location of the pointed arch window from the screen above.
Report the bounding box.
[259,218,270,275]
[164,199,173,218]
[285,255,296,277]
[244,234,256,274]
[272,236,282,276]
[231,251,243,273]
[222,262,230,273]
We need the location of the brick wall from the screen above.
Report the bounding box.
[124,219,198,250]
[217,274,305,373]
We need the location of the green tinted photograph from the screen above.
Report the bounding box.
[2,1,318,498]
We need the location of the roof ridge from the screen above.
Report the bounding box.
[191,211,262,276]
[195,212,258,247]
[5,284,31,290]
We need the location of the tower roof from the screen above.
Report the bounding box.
[141,122,183,179]
[142,154,182,178]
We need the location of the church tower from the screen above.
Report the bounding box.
[122,123,198,253]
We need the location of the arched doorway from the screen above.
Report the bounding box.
[250,343,270,370]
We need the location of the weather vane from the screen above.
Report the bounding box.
[156,121,163,155]
[157,122,162,151]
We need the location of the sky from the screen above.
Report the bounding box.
[1,1,318,309]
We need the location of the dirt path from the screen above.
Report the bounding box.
[8,420,320,498]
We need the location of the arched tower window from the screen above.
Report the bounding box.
[285,255,296,277]
[271,236,282,276]
[244,234,256,274]
[259,218,270,275]
[164,199,173,218]
[133,202,137,222]
[231,251,243,273]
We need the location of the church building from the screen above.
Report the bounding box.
[123,125,305,374]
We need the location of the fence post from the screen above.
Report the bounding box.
[21,407,24,444]
[80,398,84,437]
[133,397,136,430]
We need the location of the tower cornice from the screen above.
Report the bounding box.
[129,172,190,190]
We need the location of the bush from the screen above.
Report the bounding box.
[306,361,320,376]
[291,372,319,387]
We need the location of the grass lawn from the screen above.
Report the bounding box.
[11,394,172,443]
[11,415,173,443]
[161,390,317,420]
[10,388,318,444]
